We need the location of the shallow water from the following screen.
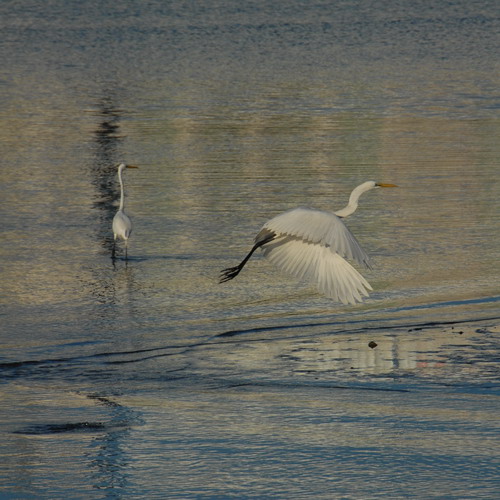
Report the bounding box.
[1,1,499,498]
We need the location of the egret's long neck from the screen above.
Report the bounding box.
[333,182,374,218]
[118,168,125,211]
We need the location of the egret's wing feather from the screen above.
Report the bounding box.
[113,211,132,240]
[262,207,371,268]
[261,236,372,304]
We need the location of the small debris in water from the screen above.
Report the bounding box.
[368,341,377,349]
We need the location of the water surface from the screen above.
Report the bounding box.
[1,1,499,498]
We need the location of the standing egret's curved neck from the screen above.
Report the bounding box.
[333,181,376,218]
[118,166,125,211]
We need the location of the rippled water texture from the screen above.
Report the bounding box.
[1,1,499,498]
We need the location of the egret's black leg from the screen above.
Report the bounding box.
[219,232,276,283]
[112,239,116,260]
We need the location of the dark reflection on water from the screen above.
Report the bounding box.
[89,93,126,256]
[15,421,110,435]
[85,393,140,497]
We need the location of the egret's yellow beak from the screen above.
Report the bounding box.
[376,183,398,187]
[126,165,139,169]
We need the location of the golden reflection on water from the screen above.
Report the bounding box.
[1,98,499,335]
[192,321,499,387]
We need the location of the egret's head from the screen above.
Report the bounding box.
[117,163,138,172]
[336,181,398,218]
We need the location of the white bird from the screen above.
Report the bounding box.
[112,163,138,259]
[220,181,398,304]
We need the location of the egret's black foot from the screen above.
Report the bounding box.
[219,266,242,283]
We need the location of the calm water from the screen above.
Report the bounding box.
[1,0,499,498]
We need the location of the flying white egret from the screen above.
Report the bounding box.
[112,163,138,259]
[220,181,398,304]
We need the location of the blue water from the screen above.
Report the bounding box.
[1,0,499,498]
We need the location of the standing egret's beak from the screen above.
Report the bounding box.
[376,183,398,187]
[126,165,138,169]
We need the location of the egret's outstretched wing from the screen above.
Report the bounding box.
[261,236,372,304]
[261,207,371,268]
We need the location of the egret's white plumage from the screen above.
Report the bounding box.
[220,181,397,304]
[112,163,138,259]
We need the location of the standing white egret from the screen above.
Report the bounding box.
[112,163,138,259]
[220,181,398,304]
